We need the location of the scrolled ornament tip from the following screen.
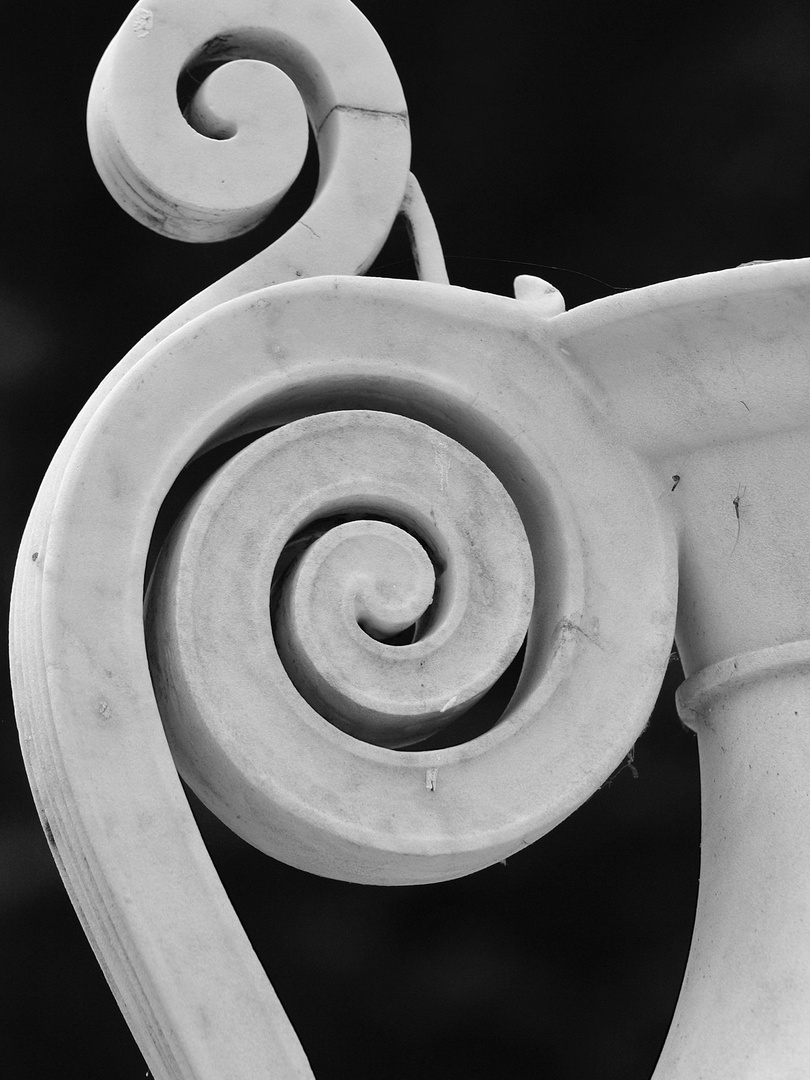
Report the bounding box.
[149,410,535,753]
[87,0,412,277]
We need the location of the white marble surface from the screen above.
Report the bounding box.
[9,0,810,1077]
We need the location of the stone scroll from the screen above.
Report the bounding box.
[10,3,810,1078]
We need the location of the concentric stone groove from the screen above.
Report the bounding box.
[147,411,535,754]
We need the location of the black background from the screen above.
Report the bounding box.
[4,1,810,1077]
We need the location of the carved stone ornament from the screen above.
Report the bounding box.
[9,2,810,1078]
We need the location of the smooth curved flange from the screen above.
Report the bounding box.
[676,639,810,724]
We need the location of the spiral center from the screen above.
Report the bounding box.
[270,513,441,646]
[147,410,534,753]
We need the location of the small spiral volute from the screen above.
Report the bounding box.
[88,0,410,265]
[11,273,678,1077]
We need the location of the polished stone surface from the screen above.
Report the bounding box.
[10,1,810,1077]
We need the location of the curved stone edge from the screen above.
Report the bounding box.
[676,638,810,728]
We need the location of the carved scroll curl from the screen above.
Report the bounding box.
[87,0,413,355]
[11,270,677,1075]
[88,0,410,249]
[11,2,679,1076]
[148,410,535,754]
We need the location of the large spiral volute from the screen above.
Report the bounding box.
[31,274,677,889]
[12,272,678,1074]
